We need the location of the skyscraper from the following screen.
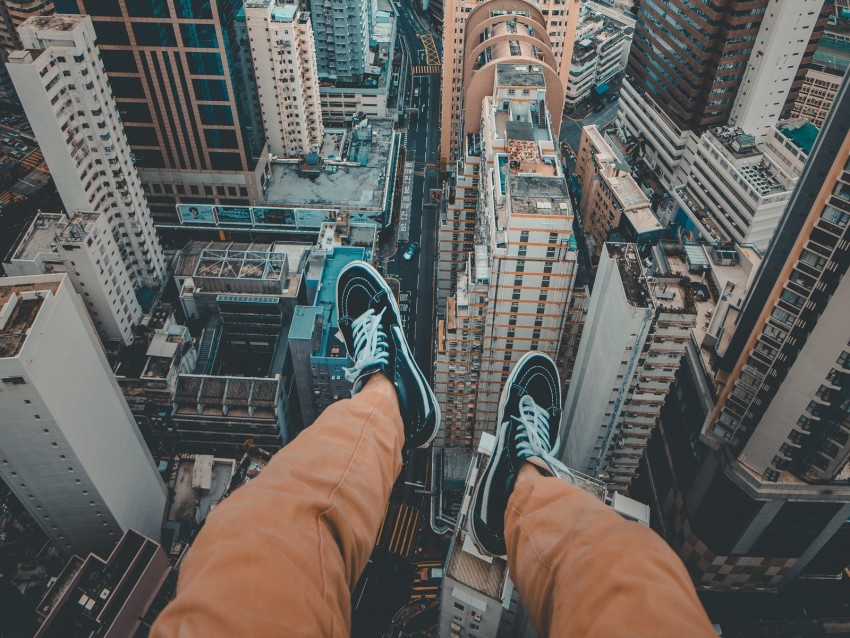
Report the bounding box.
[709,76,850,485]
[0,274,167,557]
[438,0,581,169]
[560,243,696,492]
[637,74,850,589]
[244,0,323,159]
[310,0,370,82]
[617,0,826,185]
[436,2,572,312]
[435,63,579,449]
[6,14,166,326]
[53,0,269,220]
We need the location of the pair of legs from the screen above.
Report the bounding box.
[152,262,715,636]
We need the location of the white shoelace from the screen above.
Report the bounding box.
[513,394,574,480]
[344,308,390,383]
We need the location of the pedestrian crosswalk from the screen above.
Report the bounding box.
[412,64,441,75]
[19,149,47,172]
[0,190,25,206]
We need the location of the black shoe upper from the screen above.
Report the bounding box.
[469,352,562,556]
[336,261,440,449]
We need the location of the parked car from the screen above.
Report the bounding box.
[593,102,606,113]
[413,87,420,98]
[608,92,620,103]
[403,242,420,261]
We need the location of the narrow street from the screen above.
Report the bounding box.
[351,5,445,637]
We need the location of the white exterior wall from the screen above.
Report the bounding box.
[729,0,822,141]
[4,213,142,344]
[617,80,693,187]
[684,132,797,251]
[7,16,165,289]
[245,2,323,158]
[0,275,166,557]
[559,248,652,476]
[741,272,850,476]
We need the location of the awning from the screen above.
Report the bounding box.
[595,82,609,95]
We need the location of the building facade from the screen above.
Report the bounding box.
[0,274,167,557]
[564,3,632,108]
[286,246,364,433]
[34,529,178,636]
[671,124,804,251]
[7,15,166,291]
[53,0,269,221]
[310,0,369,83]
[560,243,695,492]
[617,0,826,186]
[574,125,662,256]
[244,1,323,159]
[5,212,144,345]
[635,74,850,590]
[435,64,580,449]
[790,8,850,128]
[438,0,580,169]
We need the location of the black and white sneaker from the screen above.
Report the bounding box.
[336,260,440,449]
[469,352,573,557]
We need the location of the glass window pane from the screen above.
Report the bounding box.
[180,23,218,48]
[82,0,122,16]
[193,79,228,101]
[186,52,224,75]
[132,22,177,47]
[102,50,137,73]
[92,21,130,45]
[125,0,170,18]
[174,0,213,19]
[204,129,238,149]
[117,102,153,123]
[111,77,145,99]
[198,104,234,126]
[54,0,80,13]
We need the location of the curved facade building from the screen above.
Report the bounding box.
[440,0,578,170]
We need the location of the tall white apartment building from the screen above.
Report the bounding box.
[435,64,580,448]
[5,212,142,345]
[6,15,165,291]
[671,125,804,251]
[564,4,632,108]
[245,1,323,159]
[0,274,167,557]
[560,244,695,492]
[439,0,581,169]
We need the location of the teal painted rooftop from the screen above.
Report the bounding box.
[289,306,324,341]
[290,247,366,355]
[778,120,819,155]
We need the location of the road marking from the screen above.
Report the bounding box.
[411,64,441,75]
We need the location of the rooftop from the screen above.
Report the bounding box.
[607,243,651,308]
[777,119,819,156]
[166,455,235,525]
[174,374,280,419]
[176,241,310,297]
[264,119,395,214]
[605,170,650,210]
[496,63,546,87]
[0,281,59,358]
[508,176,572,217]
[623,206,663,236]
[11,212,100,262]
[25,14,84,31]
[35,530,168,635]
